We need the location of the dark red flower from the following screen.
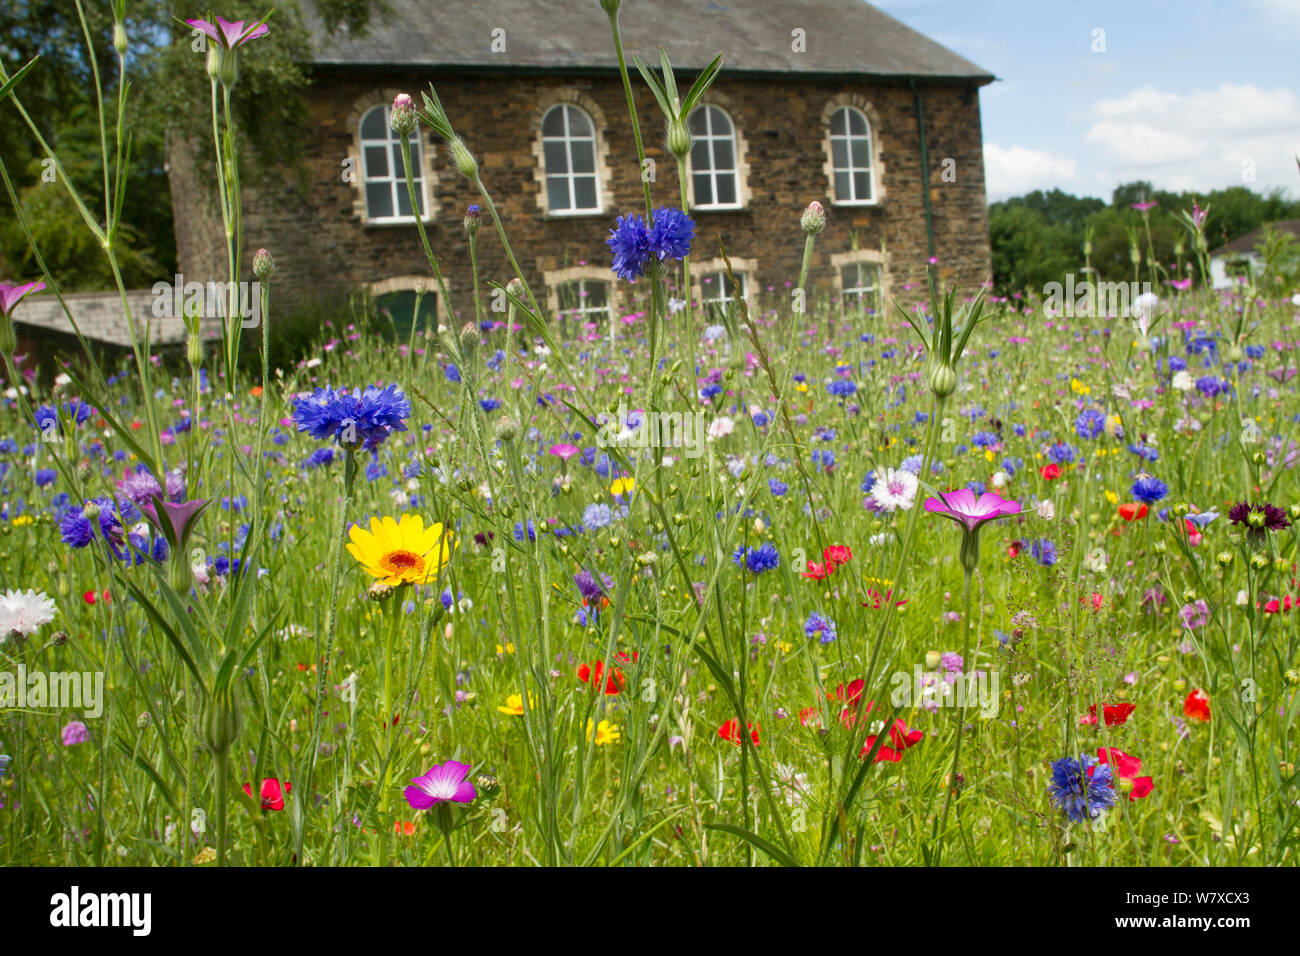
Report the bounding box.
[243,778,291,811]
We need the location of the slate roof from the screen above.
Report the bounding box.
[308,0,994,83]
[1210,219,1300,257]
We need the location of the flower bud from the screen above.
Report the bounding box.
[113,23,129,56]
[450,138,478,179]
[463,204,481,235]
[494,417,520,443]
[137,711,152,729]
[253,248,276,280]
[187,333,204,370]
[459,322,482,354]
[927,362,957,399]
[668,116,692,159]
[800,201,826,236]
[82,501,101,521]
[199,686,242,756]
[506,277,525,301]
[168,553,193,595]
[390,93,418,136]
[368,580,394,601]
[52,630,69,646]
[1216,551,1234,568]
[925,650,942,669]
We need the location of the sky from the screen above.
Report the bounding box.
[874,0,1300,203]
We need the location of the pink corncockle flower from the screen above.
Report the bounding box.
[1131,201,1158,212]
[404,759,477,809]
[548,443,579,460]
[0,280,46,317]
[186,16,270,50]
[924,488,1022,573]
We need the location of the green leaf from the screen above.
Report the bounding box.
[0,55,38,103]
[632,54,674,118]
[119,575,205,686]
[705,823,800,867]
[112,735,179,812]
[680,54,724,114]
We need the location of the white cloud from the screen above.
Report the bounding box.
[1084,83,1300,193]
[982,143,1079,200]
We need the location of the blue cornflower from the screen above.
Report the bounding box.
[444,364,462,384]
[826,379,857,398]
[1131,475,1168,504]
[583,503,613,529]
[607,207,695,282]
[1048,442,1077,465]
[1030,538,1057,566]
[35,468,57,487]
[971,431,999,449]
[732,542,780,574]
[1047,754,1116,823]
[768,478,788,497]
[1074,408,1105,440]
[1126,443,1159,463]
[291,384,410,451]
[804,611,837,645]
[478,397,500,413]
[304,447,335,469]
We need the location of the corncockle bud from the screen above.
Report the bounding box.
[464,204,481,235]
[253,248,276,280]
[199,685,242,756]
[459,322,482,354]
[187,333,204,369]
[927,361,957,399]
[600,0,621,14]
[113,23,128,56]
[494,417,520,442]
[450,138,478,179]
[668,116,692,159]
[390,93,418,136]
[800,201,826,235]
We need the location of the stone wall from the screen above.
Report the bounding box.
[172,70,993,321]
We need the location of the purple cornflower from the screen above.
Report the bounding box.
[404,759,477,809]
[1047,754,1116,823]
[607,207,695,283]
[804,611,837,645]
[1030,538,1057,567]
[292,384,410,451]
[61,721,90,747]
[732,542,780,574]
[117,468,163,506]
[574,569,613,602]
[1074,408,1105,440]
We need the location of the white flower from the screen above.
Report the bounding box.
[990,470,1010,489]
[668,297,687,315]
[305,357,322,369]
[1291,292,1300,307]
[1171,370,1193,391]
[0,589,57,638]
[707,416,735,440]
[1036,499,1055,521]
[869,468,919,513]
[1235,589,1249,607]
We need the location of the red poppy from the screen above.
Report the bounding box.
[1079,702,1135,726]
[861,588,907,610]
[243,778,291,811]
[828,679,865,706]
[577,660,626,695]
[801,561,832,580]
[1183,688,1211,721]
[823,544,853,568]
[1118,502,1148,522]
[393,820,416,836]
[1007,539,1023,558]
[718,719,760,746]
[798,707,822,728]
[860,718,923,762]
[1262,595,1297,614]
[1092,748,1154,800]
[1040,463,1061,481]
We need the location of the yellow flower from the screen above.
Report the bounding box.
[496,642,515,656]
[610,476,635,496]
[587,718,621,746]
[1104,490,1118,504]
[346,514,456,587]
[11,515,32,527]
[497,693,530,716]
[775,640,792,655]
[795,382,808,393]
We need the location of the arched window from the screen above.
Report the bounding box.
[360,104,426,222]
[828,106,874,204]
[840,261,882,311]
[688,105,740,209]
[555,278,612,324]
[541,104,600,214]
[700,270,748,309]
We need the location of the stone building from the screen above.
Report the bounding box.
[170,0,994,327]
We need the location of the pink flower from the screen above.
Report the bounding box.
[185,16,269,50]
[548,443,579,460]
[404,759,477,809]
[0,280,46,317]
[61,720,90,746]
[923,488,1021,534]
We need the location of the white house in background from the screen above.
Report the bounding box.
[1209,219,1300,289]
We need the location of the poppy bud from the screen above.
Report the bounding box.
[200,686,242,756]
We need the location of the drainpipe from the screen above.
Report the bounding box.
[909,78,936,261]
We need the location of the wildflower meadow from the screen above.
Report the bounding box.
[0,2,1298,892]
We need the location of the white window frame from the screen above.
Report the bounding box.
[541,104,602,216]
[687,105,742,211]
[700,270,748,310]
[555,278,613,324]
[828,106,875,206]
[840,260,882,310]
[359,104,428,224]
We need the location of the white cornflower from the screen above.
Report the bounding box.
[869,468,918,513]
[707,416,735,440]
[0,589,57,638]
[1036,499,1055,521]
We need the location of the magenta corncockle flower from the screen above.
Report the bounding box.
[925,488,1021,573]
[404,759,477,809]
[548,443,579,460]
[1131,201,1158,212]
[185,16,269,49]
[141,497,210,552]
[0,280,46,317]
